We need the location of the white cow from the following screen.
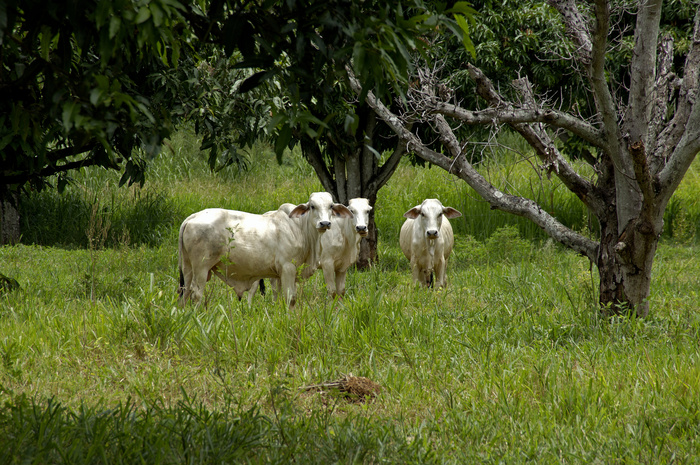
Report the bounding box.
[249,203,299,300]
[399,199,462,288]
[319,198,372,298]
[178,192,352,306]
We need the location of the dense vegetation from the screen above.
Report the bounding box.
[1,129,700,463]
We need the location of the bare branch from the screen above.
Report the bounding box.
[656,8,700,203]
[589,0,625,166]
[629,141,655,216]
[464,65,603,214]
[433,101,606,150]
[347,68,599,262]
[648,33,676,164]
[547,0,593,65]
[626,0,662,145]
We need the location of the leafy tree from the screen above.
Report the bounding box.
[351,0,700,316]
[0,0,474,250]
[176,0,476,266]
[0,0,193,242]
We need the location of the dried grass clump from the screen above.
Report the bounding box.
[303,374,382,403]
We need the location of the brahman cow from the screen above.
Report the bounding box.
[319,197,372,298]
[399,199,462,288]
[178,192,352,306]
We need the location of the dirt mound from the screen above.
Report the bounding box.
[303,374,382,403]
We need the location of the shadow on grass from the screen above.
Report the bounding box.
[19,188,179,248]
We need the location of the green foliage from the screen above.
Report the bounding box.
[2,0,475,209]
[0,0,192,198]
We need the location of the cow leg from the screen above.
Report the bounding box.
[188,267,210,304]
[410,257,423,286]
[279,263,297,306]
[321,259,337,297]
[434,257,447,288]
[246,280,260,306]
[335,269,347,298]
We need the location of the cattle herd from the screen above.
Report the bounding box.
[178,192,462,306]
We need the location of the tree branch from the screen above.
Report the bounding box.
[589,0,625,166]
[1,158,106,186]
[347,69,599,262]
[464,65,603,215]
[546,0,592,65]
[433,101,606,151]
[627,0,662,146]
[365,138,407,196]
[649,33,676,167]
[299,138,337,198]
[656,9,700,205]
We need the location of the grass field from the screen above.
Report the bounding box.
[1,127,700,463]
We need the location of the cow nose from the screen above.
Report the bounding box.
[356,225,368,236]
[319,220,331,230]
[426,229,439,238]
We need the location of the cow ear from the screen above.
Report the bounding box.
[443,207,462,219]
[289,203,309,218]
[332,204,353,218]
[404,207,421,219]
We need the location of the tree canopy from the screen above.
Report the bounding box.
[0,0,192,198]
[0,0,474,204]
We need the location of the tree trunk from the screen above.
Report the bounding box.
[1,195,20,245]
[300,105,406,271]
[357,192,378,269]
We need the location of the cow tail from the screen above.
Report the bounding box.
[177,219,186,298]
[259,279,266,296]
[429,271,434,288]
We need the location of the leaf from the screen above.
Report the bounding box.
[62,102,78,131]
[365,143,382,160]
[239,71,269,93]
[136,6,151,24]
[40,26,52,61]
[455,14,476,58]
[275,124,292,159]
[150,3,164,27]
[109,16,120,39]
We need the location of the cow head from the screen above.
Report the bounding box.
[348,198,372,237]
[289,192,353,232]
[403,199,462,240]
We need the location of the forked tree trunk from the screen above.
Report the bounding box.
[301,109,405,270]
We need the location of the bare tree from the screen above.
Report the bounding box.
[348,0,700,316]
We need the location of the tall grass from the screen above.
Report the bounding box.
[2,125,700,463]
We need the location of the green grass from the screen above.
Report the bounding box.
[2,126,700,463]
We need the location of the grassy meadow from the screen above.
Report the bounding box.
[1,126,700,463]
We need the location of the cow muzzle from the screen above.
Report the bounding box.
[318,220,332,231]
[426,229,439,239]
[356,225,368,237]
